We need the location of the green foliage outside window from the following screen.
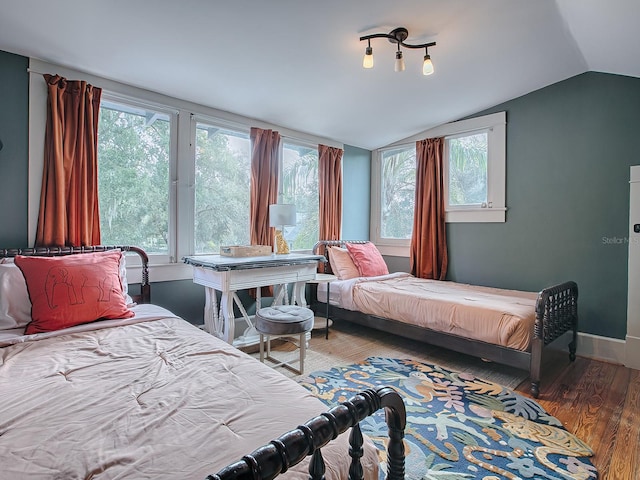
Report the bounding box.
[97,106,170,254]
[381,148,416,239]
[194,126,251,254]
[281,144,319,250]
[448,132,488,206]
[98,102,320,256]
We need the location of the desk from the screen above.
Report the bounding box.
[184,253,324,348]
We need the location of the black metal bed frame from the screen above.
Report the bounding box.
[312,240,578,398]
[0,245,150,304]
[210,386,406,480]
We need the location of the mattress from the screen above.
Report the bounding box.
[319,273,538,351]
[0,305,379,479]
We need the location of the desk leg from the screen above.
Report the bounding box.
[220,291,235,344]
[292,281,307,307]
[204,287,220,337]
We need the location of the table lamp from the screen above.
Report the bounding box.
[269,203,296,254]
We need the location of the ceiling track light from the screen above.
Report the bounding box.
[360,27,436,76]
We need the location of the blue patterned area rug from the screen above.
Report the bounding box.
[298,357,597,480]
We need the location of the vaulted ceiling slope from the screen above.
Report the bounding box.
[0,0,637,150]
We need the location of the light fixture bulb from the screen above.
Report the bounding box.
[363,46,374,69]
[395,50,405,72]
[422,54,434,75]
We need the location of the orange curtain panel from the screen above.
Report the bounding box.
[318,144,343,241]
[410,137,448,280]
[318,144,343,272]
[35,74,102,247]
[249,127,281,249]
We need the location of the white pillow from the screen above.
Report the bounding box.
[118,251,135,307]
[0,263,32,330]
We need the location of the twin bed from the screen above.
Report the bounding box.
[312,240,579,398]
[0,246,405,480]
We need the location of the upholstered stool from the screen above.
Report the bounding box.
[255,305,314,374]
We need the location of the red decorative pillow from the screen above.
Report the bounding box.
[15,250,134,334]
[346,242,389,277]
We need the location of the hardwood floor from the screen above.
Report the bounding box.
[250,319,640,480]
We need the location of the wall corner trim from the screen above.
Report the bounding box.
[625,335,640,370]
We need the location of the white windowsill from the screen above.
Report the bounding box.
[126,262,194,284]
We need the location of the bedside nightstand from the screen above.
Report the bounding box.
[308,273,337,339]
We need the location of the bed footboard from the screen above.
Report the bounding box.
[530,281,579,397]
[209,386,406,480]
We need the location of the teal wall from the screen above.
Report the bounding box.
[447,72,640,339]
[342,145,371,240]
[382,72,640,340]
[0,51,29,247]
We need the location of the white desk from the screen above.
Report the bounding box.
[184,253,324,348]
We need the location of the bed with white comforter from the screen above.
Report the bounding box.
[0,247,381,480]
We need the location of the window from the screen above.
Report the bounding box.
[371,112,506,256]
[97,99,173,256]
[194,123,250,254]
[380,146,415,240]
[446,131,488,208]
[281,142,319,250]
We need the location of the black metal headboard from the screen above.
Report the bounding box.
[0,245,150,304]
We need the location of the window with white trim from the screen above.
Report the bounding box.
[371,112,506,256]
[194,122,251,254]
[98,98,321,262]
[281,142,319,250]
[97,98,175,262]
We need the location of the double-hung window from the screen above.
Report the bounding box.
[194,122,251,254]
[97,97,176,264]
[371,112,506,256]
[97,100,322,268]
[280,142,319,251]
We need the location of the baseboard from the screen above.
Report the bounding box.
[548,331,626,365]
[625,335,640,369]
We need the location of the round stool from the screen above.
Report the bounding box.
[255,305,314,374]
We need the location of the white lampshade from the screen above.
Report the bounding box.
[269,204,296,227]
[394,51,405,72]
[422,55,434,76]
[363,46,374,69]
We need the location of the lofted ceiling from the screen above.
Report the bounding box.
[0,0,637,150]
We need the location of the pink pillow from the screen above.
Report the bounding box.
[15,250,134,335]
[346,242,389,277]
[328,246,360,280]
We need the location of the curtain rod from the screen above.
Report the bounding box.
[26,68,48,75]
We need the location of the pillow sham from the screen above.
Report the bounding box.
[15,250,134,334]
[345,242,389,277]
[328,246,360,280]
[0,263,32,330]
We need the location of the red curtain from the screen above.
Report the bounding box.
[318,145,343,270]
[35,74,102,247]
[249,127,281,249]
[410,137,448,280]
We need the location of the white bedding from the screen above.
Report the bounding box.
[319,273,538,351]
[0,306,379,479]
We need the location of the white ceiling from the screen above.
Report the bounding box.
[0,0,638,150]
